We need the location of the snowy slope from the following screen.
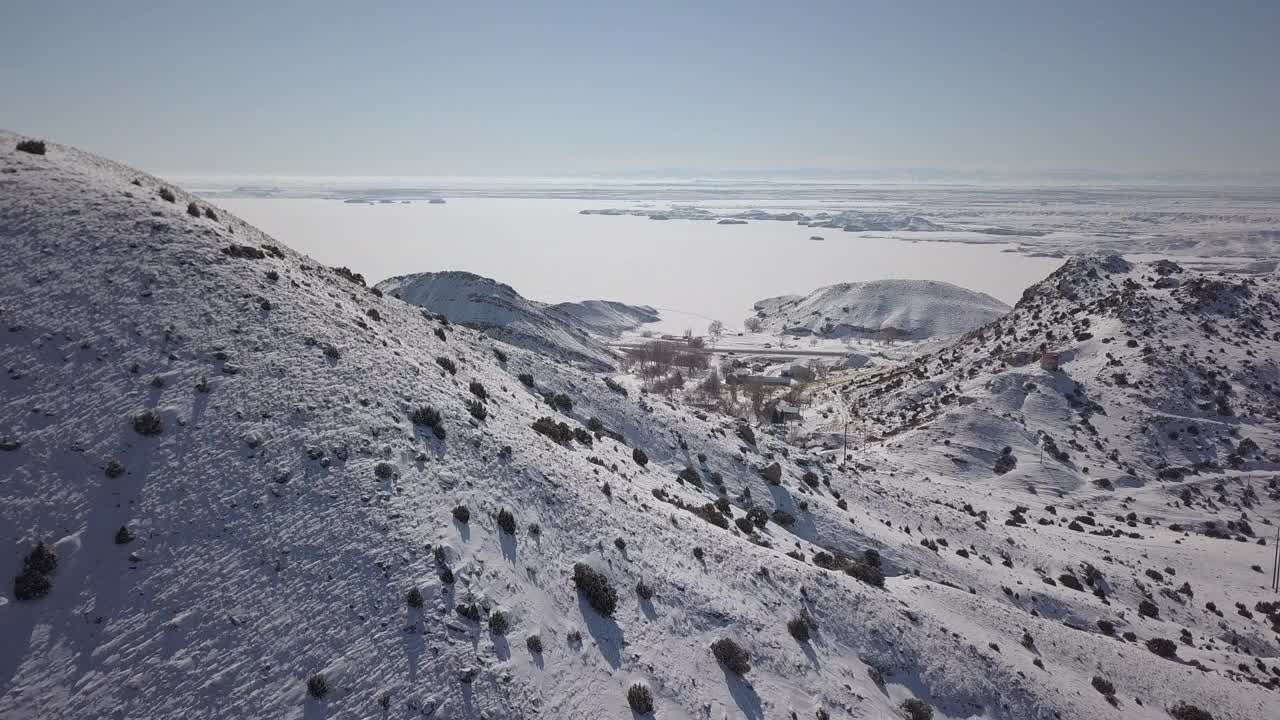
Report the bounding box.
[753,279,1011,340]
[1,133,1275,720]
[375,271,652,371]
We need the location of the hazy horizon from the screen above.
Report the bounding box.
[5,0,1279,178]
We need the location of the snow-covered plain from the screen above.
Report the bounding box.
[3,134,1279,720]
[215,197,1062,336]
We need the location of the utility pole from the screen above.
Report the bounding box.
[1272,525,1279,594]
[843,420,850,464]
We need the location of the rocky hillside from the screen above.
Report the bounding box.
[753,279,1011,340]
[810,254,1280,718]
[1,132,1275,720]
[375,271,654,371]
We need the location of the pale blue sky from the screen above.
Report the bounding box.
[3,1,1278,176]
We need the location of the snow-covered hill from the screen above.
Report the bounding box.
[374,271,654,371]
[753,279,1011,340]
[546,300,659,339]
[1,132,1276,720]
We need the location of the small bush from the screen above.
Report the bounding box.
[532,416,572,443]
[627,683,654,714]
[900,698,933,720]
[677,467,701,485]
[488,610,509,635]
[469,380,488,401]
[13,570,52,602]
[133,410,163,436]
[1138,599,1159,618]
[547,392,573,413]
[436,356,457,375]
[573,562,618,617]
[411,405,442,428]
[771,510,795,526]
[452,505,470,523]
[306,673,328,699]
[711,638,750,675]
[467,399,488,421]
[734,517,755,533]
[1097,619,1115,635]
[633,447,649,467]
[846,560,885,588]
[455,603,480,622]
[16,139,46,155]
[787,615,811,642]
[573,427,593,445]
[438,566,454,584]
[204,207,218,221]
[158,187,176,203]
[493,347,508,363]
[1091,675,1115,696]
[497,508,517,534]
[518,373,534,387]
[114,526,135,544]
[1146,637,1178,658]
[1169,703,1214,720]
[23,542,57,575]
[187,201,201,217]
[105,459,126,478]
[587,416,603,433]
[636,581,654,600]
[993,452,1017,475]
[434,327,447,341]
[526,634,542,654]
[13,542,57,601]
[406,587,424,608]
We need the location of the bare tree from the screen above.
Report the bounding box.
[743,316,763,333]
[700,368,722,397]
[707,320,724,348]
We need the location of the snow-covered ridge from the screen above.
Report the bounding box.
[2,132,1277,720]
[753,279,1011,340]
[375,271,654,371]
[547,300,659,338]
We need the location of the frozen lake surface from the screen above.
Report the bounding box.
[220,197,1063,334]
